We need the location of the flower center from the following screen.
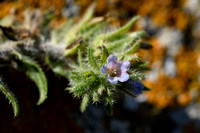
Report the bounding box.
[110,68,118,77]
[106,67,121,77]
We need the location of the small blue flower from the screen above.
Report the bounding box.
[127,80,143,95]
[101,55,131,84]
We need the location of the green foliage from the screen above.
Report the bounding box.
[0,5,151,116]
[45,56,68,77]
[92,16,140,48]
[12,51,48,105]
[81,94,90,112]
[87,48,100,71]
[64,42,81,56]
[78,49,86,68]
[52,19,74,43]
[91,18,149,59]
[125,39,141,55]
[67,47,114,112]
[67,45,148,113]
[100,45,109,65]
[143,86,152,91]
[64,4,95,45]
[0,80,19,117]
[63,12,150,113]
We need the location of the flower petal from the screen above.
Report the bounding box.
[133,87,142,95]
[128,81,143,95]
[107,76,119,84]
[119,73,129,82]
[101,65,108,74]
[120,60,131,72]
[107,54,118,64]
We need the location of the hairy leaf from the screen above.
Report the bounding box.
[97,85,105,95]
[93,16,139,48]
[45,56,68,77]
[143,86,152,91]
[106,16,139,39]
[79,21,105,41]
[117,87,136,98]
[125,39,141,55]
[100,45,109,64]
[13,51,48,105]
[65,4,95,44]
[70,76,96,96]
[87,48,100,70]
[0,80,19,117]
[92,91,99,102]
[81,94,90,112]
[64,43,81,56]
[78,49,86,68]
[52,19,74,43]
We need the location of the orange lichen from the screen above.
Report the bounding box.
[144,47,199,108]
[0,2,24,19]
[0,0,65,20]
[177,92,192,106]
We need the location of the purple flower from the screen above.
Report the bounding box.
[101,55,131,84]
[127,80,143,95]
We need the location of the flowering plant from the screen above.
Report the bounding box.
[101,55,130,84]
[0,5,151,116]
[100,54,145,96]
[68,45,151,114]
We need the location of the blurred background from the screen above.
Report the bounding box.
[0,0,200,133]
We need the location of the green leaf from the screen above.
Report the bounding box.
[100,45,109,64]
[92,91,99,102]
[52,19,74,43]
[143,86,152,91]
[79,21,105,41]
[77,3,95,31]
[106,16,139,39]
[64,43,81,57]
[81,94,90,112]
[106,87,111,96]
[92,16,139,48]
[124,54,139,61]
[97,85,105,95]
[129,72,146,81]
[117,87,136,98]
[104,94,114,106]
[107,35,133,53]
[65,4,95,44]
[68,76,96,96]
[12,51,48,105]
[42,11,55,27]
[69,72,85,84]
[45,56,68,77]
[130,59,150,71]
[125,39,141,55]
[0,80,19,117]
[78,49,86,68]
[129,30,148,39]
[87,48,100,70]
